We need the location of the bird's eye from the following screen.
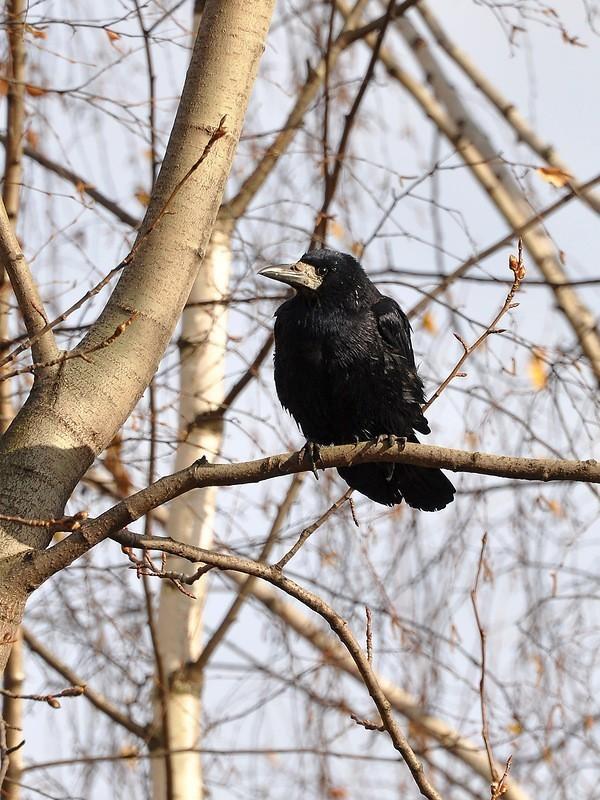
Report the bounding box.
[315,264,329,277]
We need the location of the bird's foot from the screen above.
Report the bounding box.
[375,434,396,448]
[373,434,407,451]
[373,436,407,480]
[300,440,322,480]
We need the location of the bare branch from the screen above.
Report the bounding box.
[471,534,500,788]
[417,2,600,215]
[0,197,58,367]
[313,0,398,245]
[182,473,304,680]
[391,12,600,383]
[242,576,530,800]
[0,134,139,228]
[224,0,371,221]
[275,488,353,569]
[22,628,149,740]
[112,530,444,800]
[423,242,524,411]
[335,0,600,382]
[407,174,600,319]
[21,439,600,587]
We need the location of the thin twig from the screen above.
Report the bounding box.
[417,1,600,215]
[313,0,398,246]
[0,313,138,382]
[0,510,87,533]
[351,712,384,731]
[0,118,228,371]
[275,488,353,570]
[22,628,149,740]
[365,606,373,664]
[0,685,84,709]
[407,173,600,319]
[471,532,510,796]
[422,242,525,411]
[186,473,304,679]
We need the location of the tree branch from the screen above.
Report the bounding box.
[22,627,149,741]
[110,530,444,800]
[181,474,304,680]
[417,2,600,216]
[0,134,139,228]
[336,0,600,383]
[224,0,371,221]
[391,12,600,383]
[21,439,600,586]
[407,173,600,319]
[313,0,398,245]
[238,576,530,800]
[0,199,58,368]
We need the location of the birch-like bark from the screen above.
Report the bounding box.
[0,0,276,674]
[2,4,27,793]
[151,224,232,800]
[1,628,23,800]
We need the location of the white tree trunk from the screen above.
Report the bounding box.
[151,225,231,800]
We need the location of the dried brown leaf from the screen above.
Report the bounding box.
[536,166,573,188]
[26,84,48,97]
[135,189,151,207]
[25,24,47,39]
[421,311,438,335]
[527,350,549,390]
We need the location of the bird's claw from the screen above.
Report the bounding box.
[300,440,322,480]
[374,434,407,451]
[374,434,396,448]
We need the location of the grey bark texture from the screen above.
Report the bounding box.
[0,0,276,674]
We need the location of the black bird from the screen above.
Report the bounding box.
[259,248,455,511]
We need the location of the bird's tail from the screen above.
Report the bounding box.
[392,463,455,511]
[337,438,455,511]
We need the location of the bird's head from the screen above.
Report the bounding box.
[258,248,368,300]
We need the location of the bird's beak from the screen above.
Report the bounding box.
[258,261,322,291]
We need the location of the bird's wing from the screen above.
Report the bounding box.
[372,295,429,432]
[372,295,416,368]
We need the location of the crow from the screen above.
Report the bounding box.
[259,248,455,511]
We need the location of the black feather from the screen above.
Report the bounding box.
[265,248,455,511]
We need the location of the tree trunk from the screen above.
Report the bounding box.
[0,0,276,675]
[151,224,232,800]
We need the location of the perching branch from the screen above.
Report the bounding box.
[19,439,600,588]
